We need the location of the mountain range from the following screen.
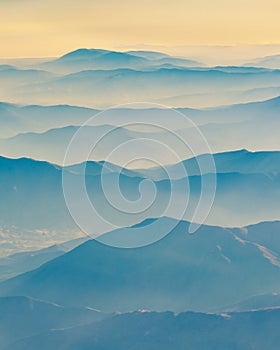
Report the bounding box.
[11,67,280,108]
[1,218,280,314]
[137,149,280,179]
[36,48,203,74]
[5,309,280,350]
[1,46,280,349]
[1,48,280,107]
[0,237,87,282]
[1,97,280,163]
[1,151,280,244]
[0,296,107,349]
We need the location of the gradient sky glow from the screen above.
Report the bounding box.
[1,0,280,58]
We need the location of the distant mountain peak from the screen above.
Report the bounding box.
[58,48,110,61]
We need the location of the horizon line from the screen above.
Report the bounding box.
[1,43,280,60]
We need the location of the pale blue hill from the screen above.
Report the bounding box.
[0,65,15,71]
[245,53,280,69]
[0,102,97,138]
[138,150,280,180]
[37,48,204,74]
[126,50,170,60]
[39,49,150,73]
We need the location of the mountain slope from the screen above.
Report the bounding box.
[246,54,280,69]
[0,67,58,103]
[1,218,280,313]
[0,95,279,139]
[139,150,280,180]
[6,309,280,350]
[0,102,97,138]
[0,124,136,164]
[0,296,106,349]
[0,237,87,282]
[1,155,280,234]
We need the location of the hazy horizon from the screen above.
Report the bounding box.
[2,0,280,62]
[1,44,280,66]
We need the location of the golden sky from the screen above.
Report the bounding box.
[1,0,280,58]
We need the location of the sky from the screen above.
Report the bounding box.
[1,0,280,58]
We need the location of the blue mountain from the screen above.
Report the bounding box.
[140,149,280,180]
[1,154,280,235]
[38,48,203,74]
[0,296,107,349]
[1,218,280,314]
[11,66,280,107]
[0,237,87,282]
[6,309,280,350]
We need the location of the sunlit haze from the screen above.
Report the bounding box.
[1,0,280,63]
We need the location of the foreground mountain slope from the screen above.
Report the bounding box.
[0,296,106,349]
[6,309,280,350]
[1,219,280,313]
[0,237,87,281]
